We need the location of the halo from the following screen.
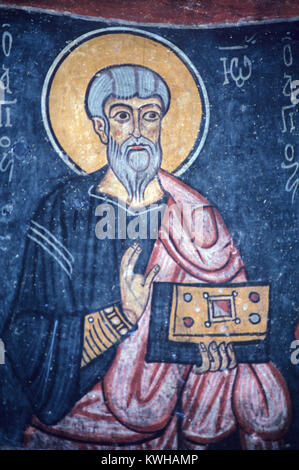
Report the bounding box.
[42,27,210,176]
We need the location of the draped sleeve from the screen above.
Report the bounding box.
[2,179,118,425]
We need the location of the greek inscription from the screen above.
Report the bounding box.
[280,33,298,204]
[219,34,255,88]
[0,24,17,184]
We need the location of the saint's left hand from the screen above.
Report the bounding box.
[193,341,237,374]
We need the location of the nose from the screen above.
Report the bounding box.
[131,110,141,139]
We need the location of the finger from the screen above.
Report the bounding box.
[143,264,160,289]
[120,242,141,278]
[219,342,229,371]
[208,341,221,371]
[120,242,138,274]
[125,244,142,278]
[227,343,237,370]
[193,343,210,374]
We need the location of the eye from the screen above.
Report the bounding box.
[114,111,130,122]
[143,111,160,122]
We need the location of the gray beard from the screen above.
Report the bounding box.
[107,135,162,202]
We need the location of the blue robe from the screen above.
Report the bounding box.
[0,166,166,446]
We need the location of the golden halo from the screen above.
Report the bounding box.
[44,28,208,175]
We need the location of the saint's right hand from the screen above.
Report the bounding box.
[120,242,160,325]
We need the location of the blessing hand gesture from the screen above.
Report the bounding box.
[120,242,160,325]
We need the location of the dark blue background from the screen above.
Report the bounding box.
[0,7,298,449]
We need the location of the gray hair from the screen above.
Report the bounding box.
[85,64,170,124]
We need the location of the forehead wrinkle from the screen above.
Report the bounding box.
[139,103,162,111]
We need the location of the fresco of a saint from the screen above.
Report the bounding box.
[1,30,292,451]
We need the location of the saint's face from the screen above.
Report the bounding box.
[104,96,163,146]
[92,95,165,203]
